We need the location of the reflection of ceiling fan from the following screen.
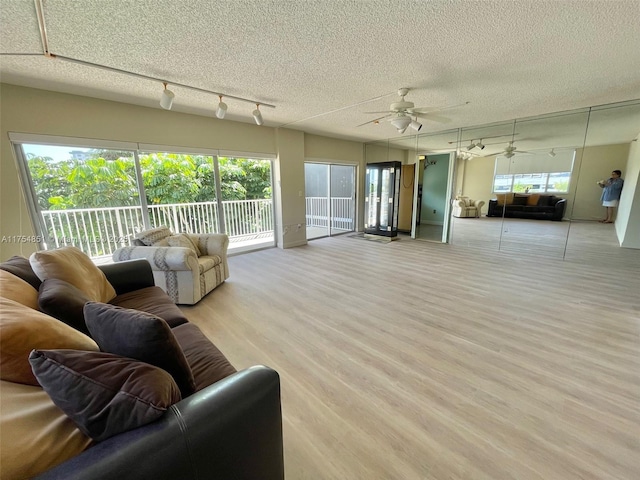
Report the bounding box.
[358,88,469,133]
[456,149,481,161]
[483,141,533,158]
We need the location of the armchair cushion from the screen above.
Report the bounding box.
[134,226,172,246]
[167,233,201,256]
[29,349,181,442]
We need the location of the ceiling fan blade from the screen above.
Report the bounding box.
[362,110,394,114]
[412,101,471,114]
[414,112,451,123]
[357,114,392,127]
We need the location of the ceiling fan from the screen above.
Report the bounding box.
[483,141,533,158]
[358,88,469,133]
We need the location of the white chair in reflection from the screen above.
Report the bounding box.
[452,196,485,218]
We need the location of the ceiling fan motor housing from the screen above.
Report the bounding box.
[390,101,415,112]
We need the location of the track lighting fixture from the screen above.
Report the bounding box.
[476,139,485,150]
[467,141,476,150]
[32,3,276,123]
[160,82,174,110]
[409,118,422,132]
[548,148,556,157]
[216,95,227,119]
[253,104,263,126]
[391,115,412,132]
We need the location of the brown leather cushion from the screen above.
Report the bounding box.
[0,256,42,290]
[110,286,188,328]
[38,279,92,335]
[172,323,237,391]
[512,195,528,206]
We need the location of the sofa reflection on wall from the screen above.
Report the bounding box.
[487,193,567,221]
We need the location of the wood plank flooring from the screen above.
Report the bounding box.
[182,235,640,480]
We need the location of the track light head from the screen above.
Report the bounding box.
[476,140,485,150]
[467,141,476,151]
[160,82,174,110]
[216,95,227,119]
[505,151,515,158]
[548,148,556,157]
[253,104,263,125]
[409,119,422,132]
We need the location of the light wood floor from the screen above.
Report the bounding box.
[183,235,640,480]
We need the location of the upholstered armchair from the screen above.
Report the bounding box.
[112,226,229,305]
[452,196,485,218]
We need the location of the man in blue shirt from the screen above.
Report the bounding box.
[598,170,624,223]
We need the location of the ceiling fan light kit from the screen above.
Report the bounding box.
[391,115,412,131]
[409,119,422,132]
[359,87,467,132]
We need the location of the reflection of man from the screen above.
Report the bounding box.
[597,170,624,223]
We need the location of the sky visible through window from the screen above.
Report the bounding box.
[23,144,91,162]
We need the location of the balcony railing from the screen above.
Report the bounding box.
[39,197,354,259]
[305,197,354,230]
[40,199,274,258]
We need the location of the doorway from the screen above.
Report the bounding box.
[414,153,453,242]
[304,163,356,239]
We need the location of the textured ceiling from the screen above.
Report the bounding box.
[1,0,640,150]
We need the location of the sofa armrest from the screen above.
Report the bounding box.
[554,198,567,220]
[192,233,230,279]
[113,246,198,272]
[487,199,501,217]
[35,366,284,480]
[99,259,155,295]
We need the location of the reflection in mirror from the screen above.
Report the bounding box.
[497,110,590,258]
[449,121,515,250]
[564,100,640,269]
[415,129,458,242]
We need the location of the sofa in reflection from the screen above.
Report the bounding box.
[487,193,566,221]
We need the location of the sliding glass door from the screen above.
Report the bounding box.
[13,137,275,258]
[305,163,355,239]
[19,144,143,258]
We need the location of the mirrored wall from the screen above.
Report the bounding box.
[363,99,640,268]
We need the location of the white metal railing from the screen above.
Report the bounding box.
[41,199,274,258]
[305,197,354,231]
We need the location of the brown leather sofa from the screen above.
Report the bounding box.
[0,257,284,480]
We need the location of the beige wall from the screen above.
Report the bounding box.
[617,136,640,247]
[455,155,496,216]
[0,84,363,259]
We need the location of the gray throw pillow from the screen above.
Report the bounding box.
[83,302,196,397]
[29,349,181,442]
